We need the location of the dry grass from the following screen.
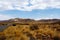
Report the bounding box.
[0,22,60,40]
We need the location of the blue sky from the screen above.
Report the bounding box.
[0,0,60,20]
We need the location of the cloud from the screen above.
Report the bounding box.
[0,0,60,11]
[0,14,15,20]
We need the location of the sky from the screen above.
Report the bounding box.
[0,0,60,20]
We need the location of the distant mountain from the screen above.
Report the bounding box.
[0,18,60,24]
[9,18,35,22]
[38,19,60,23]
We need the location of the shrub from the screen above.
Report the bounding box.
[53,36,60,40]
[30,24,39,31]
[12,24,16,26]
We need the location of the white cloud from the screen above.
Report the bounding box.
[0,0,60,11]
[0,14,15,20]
